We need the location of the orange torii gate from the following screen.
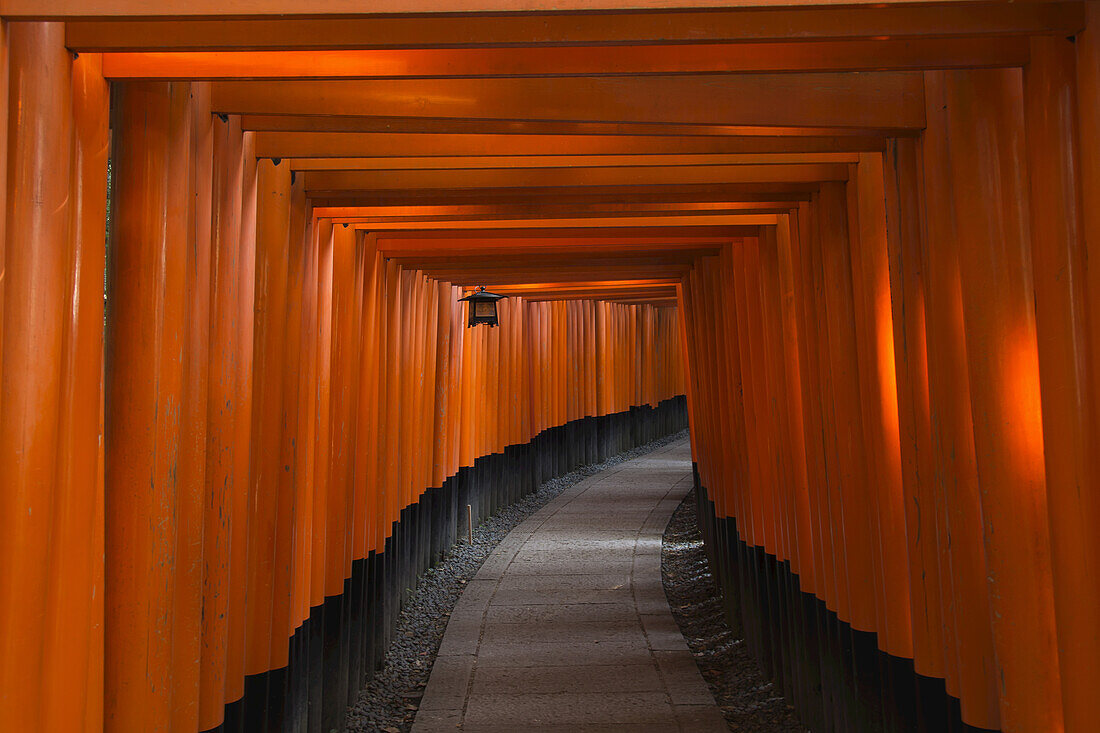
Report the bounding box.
[0,3,1097,733]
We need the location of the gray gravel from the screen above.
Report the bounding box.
[662,488,808,733]
[346,428,690,733]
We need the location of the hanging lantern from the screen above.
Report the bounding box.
[458,286,506,327]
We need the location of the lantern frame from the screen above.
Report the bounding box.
[458,285,507,327]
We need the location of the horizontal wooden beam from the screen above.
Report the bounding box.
[513,289,679,301]
[347,213,778,230]
[302,163,848,192]
[312,201,794,219]
[258,132,886,158]
[211,73,925,129]
[331,208,787,226]
[100,38,1027,79]
[63,3,1083,49]
[310,185,814,208]
[418,269,689,286]
[374,234,738,254]
[376,225,748,239]
[243,115,894,138]
[288,153,859,171]
[389,253,702,268]
[605,295,678,301]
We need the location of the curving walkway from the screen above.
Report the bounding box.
[412,438,726,733]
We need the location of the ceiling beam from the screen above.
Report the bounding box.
[100,37,1027,80]
[301,163,848,192]
[309,184,815,207]
[413,270,689,286]
[210,73,925,129]
[346,214,778,230]
[389,254,703,268]
[373,235,738,255]
[330,208,787,225]
[372,225,752,241]
[288,153,859,171]
[312,201,796,218]
[256,132,887,158]
[63,3,1083,49]
[243,115,893,138]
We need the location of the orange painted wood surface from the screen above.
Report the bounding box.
[5,6,1100,733]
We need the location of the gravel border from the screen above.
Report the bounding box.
[661,488,808,733]
[346,428,691,733]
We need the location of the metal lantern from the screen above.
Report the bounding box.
[458,286,506,327]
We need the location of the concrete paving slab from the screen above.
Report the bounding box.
[488,587,635,606]
[411,708,463,732]
[462,692,677,727]
[413,438,724,731]
[483,602,638,625]
[641,613,691,652]
[480,619,646,646]
[419,656,476,710]
[653,650,718,705]
[469,664,664,695]
[494,573,631,592]
[672,703,729,732]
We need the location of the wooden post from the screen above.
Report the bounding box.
[41,48,109,733]
[104,80,188,732]
[0,21,71,732]
[818,181,877,636]
[1024,34,1099,732]
[198,111,244,732]
[882,136,947,682]
[244,157,292,680]
[920,71,998,729]
[945,67,1063,732]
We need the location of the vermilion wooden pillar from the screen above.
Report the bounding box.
[843,176,889,646]
[352,234,376,559]
[173,81,212,733]
[244,158,292,683]
[291,211,319,629]
[198,113,244,731]
[920,72,998,729]
[707,259,735,531]
[742,240,779,554]
[817,181,877,636]
[775,216,815,596]
[1024,34,1100,732]
[717,244,749,534]
[793,202,833,605]
[227,128,258,710]
[274,172,307,668]
[0,20,8,366]
[326,222,357,599]
[40,50,109,733]
[759,227,798,565]
[882,137,946,683]
[850,156,912,658]
[310,219,334,605]
[944,67,1063,732]
[0,20,74,733]
[1082,2,1100,466]
[105,80,191,732]
[730,247,763,546]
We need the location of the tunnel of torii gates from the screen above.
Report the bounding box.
[2,1,1100,733]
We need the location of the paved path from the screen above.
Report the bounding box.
[412,438,726,733]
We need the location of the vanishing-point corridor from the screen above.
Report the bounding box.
[3,3,1100,733]
[413,438,724,732]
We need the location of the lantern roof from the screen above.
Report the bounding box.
[458,286,507,303]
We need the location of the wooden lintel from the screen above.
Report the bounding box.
[62,3,1084,49]
[211,73,925,129]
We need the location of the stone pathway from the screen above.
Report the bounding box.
[412,438,726,732]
